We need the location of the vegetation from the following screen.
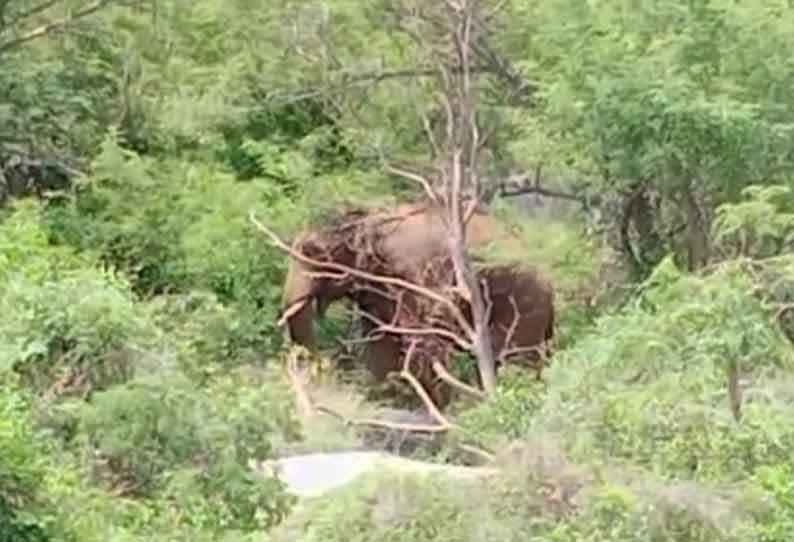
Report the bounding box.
[1,0,793,540]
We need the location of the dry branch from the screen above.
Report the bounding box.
[315,406,451,433]
[399,341,455,429]
[498,295,521,362]
[277,298,309,328]
[358,309,473,351]
[0,0,115,55]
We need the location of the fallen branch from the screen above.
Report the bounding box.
[315,406,450,433]
[456,442,496,462]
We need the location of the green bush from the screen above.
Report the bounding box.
[529,256,794,481]
[0,387,50,542]
[148,291,270,381]
[745,464,794,541]
[0,201,156,395]
[72,367,299,532]
[266,468,749,542]
[455,366,547,443]
[43,134,194,296]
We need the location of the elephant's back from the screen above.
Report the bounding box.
[373,204,510,272]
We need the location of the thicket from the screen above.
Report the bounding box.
[2,1,794,541]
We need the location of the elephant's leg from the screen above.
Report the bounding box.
[364,332,453,410]
[481,266,555,379]
[363,334,403,381]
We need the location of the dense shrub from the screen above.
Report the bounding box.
[0,387,51,542]
[1,201,156,396]
[266,467,749,542]
[510,256,794,482]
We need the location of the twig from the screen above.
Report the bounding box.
[498,295,521,362]
[0,0,114,55]
[399,342,456,429]
[358,309,473,351]
[431,361,486,399]
[385,162,441,205]
[498,172,585,203]
[277,298,309,328]
[773,303,794,325]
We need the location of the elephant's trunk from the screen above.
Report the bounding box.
[280,252,317,350]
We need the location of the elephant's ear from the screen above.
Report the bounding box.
[297,235,327,260]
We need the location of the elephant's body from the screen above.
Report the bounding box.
[279,202,555,407]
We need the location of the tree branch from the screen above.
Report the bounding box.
[0,0,115,56]
[358,309,473,351]
[399,341,455,429]
[497,170,586,203]
[265,65,498,106]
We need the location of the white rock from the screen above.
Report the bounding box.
[250,451,498,499]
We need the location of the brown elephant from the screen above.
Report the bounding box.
[279,202,555,407]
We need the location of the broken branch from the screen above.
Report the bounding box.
[399,342,455,429]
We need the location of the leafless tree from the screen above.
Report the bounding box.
[382,0,501,390]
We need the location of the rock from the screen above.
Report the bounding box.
[249,451,498,499]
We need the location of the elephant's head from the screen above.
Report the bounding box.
[279,230,357,349]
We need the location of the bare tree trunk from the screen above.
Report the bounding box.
[447,228,497,390]
[376,0,500,393]
[683,184,710,271]
[440,0,497,391]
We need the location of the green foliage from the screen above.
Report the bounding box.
[533,257,794,481]
[0,388,49,541]
[713,183,794,259]
[4,0,794,539]
[267,467,748,542]
[748,464,794,541]
[74,368,299,493]
[268,473,507,542]
[0,201,155,394]
[0,386,42,507]
[456,366,546,443]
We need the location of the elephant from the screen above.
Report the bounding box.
[279,201,556,407]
